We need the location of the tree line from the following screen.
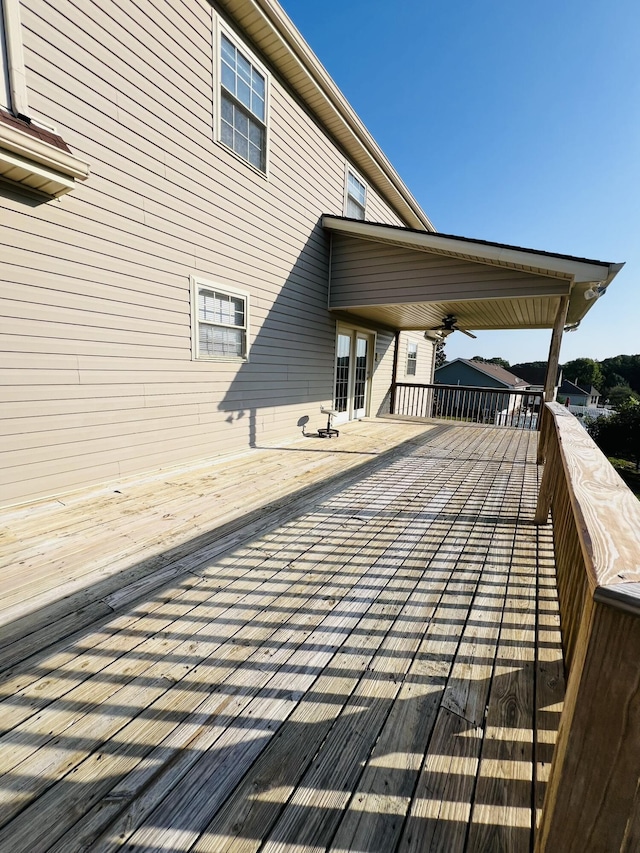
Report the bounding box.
[470,354,640,406]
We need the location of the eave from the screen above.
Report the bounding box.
[0,120,90,197]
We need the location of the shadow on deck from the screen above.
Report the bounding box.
[0,421,564,852]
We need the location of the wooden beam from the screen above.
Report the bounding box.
[390,330,400,414]
[543,296,569,402]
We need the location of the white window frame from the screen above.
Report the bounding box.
[406,341,418,376]
[190,275,250,362]
[214,17,270,176]
[0,0,28,116]
[343,165,367,220]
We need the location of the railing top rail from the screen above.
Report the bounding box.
[543,401,640,611]
[394,381,542,395]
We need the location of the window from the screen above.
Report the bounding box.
[219,30,267,171]
[345,169,367,219]
[406,342,417,376]
[191,276,249,360]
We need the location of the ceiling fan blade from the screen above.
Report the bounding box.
[458,327,477,339]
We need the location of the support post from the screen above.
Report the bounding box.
[543,295,569,403]
[389,330,400,415]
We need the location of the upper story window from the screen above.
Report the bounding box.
[191,276,249,361]
[219,30,267,172]
[345,169,367,219]
[406,342,417,376]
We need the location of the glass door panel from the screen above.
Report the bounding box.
[353,335,369,418]
[334,333,351,421]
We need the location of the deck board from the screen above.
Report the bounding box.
[0,419,564,852]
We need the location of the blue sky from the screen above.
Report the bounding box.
[280,0,639,366]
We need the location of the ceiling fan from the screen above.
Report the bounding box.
[428,314,477,339]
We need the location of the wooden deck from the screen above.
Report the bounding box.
[0,419,564,852]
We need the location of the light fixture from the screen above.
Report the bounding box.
[584,284,607,301]
[564,321,581,333]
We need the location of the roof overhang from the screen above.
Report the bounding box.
[323,216,624,332]
[215,0,433,231]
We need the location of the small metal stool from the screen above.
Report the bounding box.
[318,407,339,438]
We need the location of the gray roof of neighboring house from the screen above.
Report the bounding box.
[437,359,529,388]
[559,379,600,397]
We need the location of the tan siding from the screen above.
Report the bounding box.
[0,0,413,506]
[329,236,570,308]
[398,331,435,384]
[370,331,395,417]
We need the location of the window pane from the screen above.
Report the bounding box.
[251,91,265,122]
[221,35,236,67]
[221,119,233,148]
[221,62,236,95]
[249,120,263,146]
[200,325,244,357]
[233,127,249,160]
[237,52,252,85]
[252,68,265,99]
[346,197,365,220]
[248,143,262,169]
[237,78,251,110]
[348,173,366,205]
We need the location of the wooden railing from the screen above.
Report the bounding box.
[392,382,542,430]
[535,402,640,852]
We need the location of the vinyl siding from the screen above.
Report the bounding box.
[398,331,435,384]
[329,235,571,308]
[0,0,409,506]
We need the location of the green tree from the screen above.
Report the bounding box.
[435,339,447,369]
[586,401,640,470]
[471,356,510,370]
[561,357,603,391]
[606,385,640,408]
[601,355,640,396]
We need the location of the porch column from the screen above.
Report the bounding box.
[389,330,400,414]
[543,295,569,402]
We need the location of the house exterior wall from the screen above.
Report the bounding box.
[398,332,435,384]
[0,0,409,506]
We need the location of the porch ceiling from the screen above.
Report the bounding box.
[323,216,624,332]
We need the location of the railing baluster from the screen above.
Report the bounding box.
[388,384,542,430]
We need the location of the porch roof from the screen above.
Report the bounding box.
[322,216,623,332]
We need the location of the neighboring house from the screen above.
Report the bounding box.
[435,358,529,391]
[514,365,563,396]
[558,380,601,407]
[0,0,623,507]
[434,358,532,424]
